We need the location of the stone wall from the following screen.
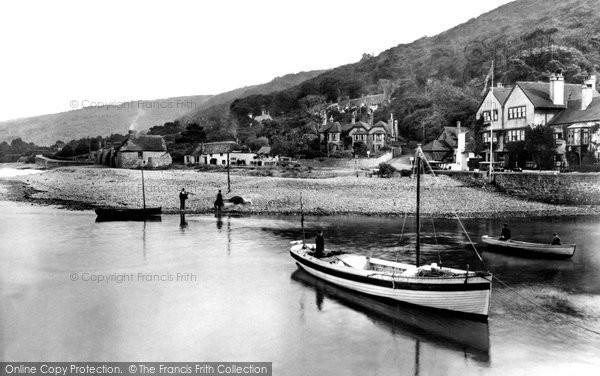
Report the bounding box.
[116,152,172,168]
[298,152,393,169]
[35,155,93,168]
[440,170,600,205]
[493,172,600,205]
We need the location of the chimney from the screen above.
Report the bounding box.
[128,129,136,135]
[388,113,395,138]
[496,83,504,88]
[351,111,356,124]
[549,71,565,106]
[581,75,596,110]
[457,120,462,132]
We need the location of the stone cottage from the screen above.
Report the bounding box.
[115,130,172,168]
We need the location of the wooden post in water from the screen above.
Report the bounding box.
[415,146,421,267]
[141,160,146,210]
[227,152,231,193]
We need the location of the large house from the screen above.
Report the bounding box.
[318,113,396,153]
[476,72,600,167]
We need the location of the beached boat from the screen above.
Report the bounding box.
[95,207,162,221]
[289,147,492,321]
[95,160,162,221]
[481,235,576,259]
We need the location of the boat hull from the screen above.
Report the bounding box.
[481,235,576,259]
[290,245,491,320]
[95,207,162,221]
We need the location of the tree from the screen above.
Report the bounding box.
[10,138,30,154]
[524,125,555,169]
[178,123,206,144]
[353,142,368,157]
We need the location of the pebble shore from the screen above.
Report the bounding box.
[1,165,599,218]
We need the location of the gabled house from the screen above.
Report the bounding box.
[476,72,600,167]
[114,130,172,168]
[318,114,395,153]
[421,126,460,163]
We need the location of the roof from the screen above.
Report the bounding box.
[254,114,272,122]
[492,87,512,105]
[373,120,392,133]
[548,97,600,126]
[422,139,453,152]
[319,121,342,133]
[118,133,168,152]
[257,146,272,155]
[516,82,598,109]
[191,141,239,155]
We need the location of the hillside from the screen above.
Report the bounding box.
[0,70,324,146]
[217,0,600,148]
[0,95,211,146]
[179,70,326,124]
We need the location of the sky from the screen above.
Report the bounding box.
[0,0,514,121]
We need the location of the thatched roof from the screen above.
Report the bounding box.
[118,133,167,152]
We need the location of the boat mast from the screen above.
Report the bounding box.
[141,160,146,210]
[416,146,421,267]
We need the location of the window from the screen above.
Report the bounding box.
[508,106,526,120]
[482,110,498,122]
[138,152,143,159]
[483,132,498,143]
[582,128,590,145]
[505,129,525,142]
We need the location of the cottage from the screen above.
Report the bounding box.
[115,130,172,168]
[184,141,239,165]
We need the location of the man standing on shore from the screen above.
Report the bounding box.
[179,188,189,211]
[214,189,224,211]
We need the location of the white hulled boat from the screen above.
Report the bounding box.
[290,147,492,321]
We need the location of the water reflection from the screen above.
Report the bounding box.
[291,268,491,364]
[179,213,188,229]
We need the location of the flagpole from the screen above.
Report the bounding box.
[489,60,494,183]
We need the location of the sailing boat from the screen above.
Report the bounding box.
[289,146,492,320]
[95,161,162,221]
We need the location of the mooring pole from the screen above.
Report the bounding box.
[227,152,231,193]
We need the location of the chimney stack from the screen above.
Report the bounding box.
[581,75,596,110]
[496,83,504,88]
[457,121,462,132]
[351,111,356,124]
[128,129,136,135]
[550,71,565,106]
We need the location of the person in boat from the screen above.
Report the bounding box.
[551,233,561,245]
[499,223,511,241]
[179,188,189,210]
[214,190,224,211]
[314,230,325,258]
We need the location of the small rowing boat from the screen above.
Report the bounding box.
[481,235,576,259]
[95,207,162,221]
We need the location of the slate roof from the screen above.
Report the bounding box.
[191,141,239,155]
[549,97,600,126]
[516,82,597,109]
[118,133,168,152]
[257,146,272,155]
[492,87,512,105]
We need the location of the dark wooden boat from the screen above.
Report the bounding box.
[95,160,162,221]
[481,235,576,259]
[95,207,162,221]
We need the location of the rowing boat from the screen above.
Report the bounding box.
[481,235,576,259]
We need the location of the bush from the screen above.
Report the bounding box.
[379,162,397,177]
[330,150,353,159]
[573,163,600,172]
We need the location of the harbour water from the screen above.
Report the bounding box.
[1,201,599,375]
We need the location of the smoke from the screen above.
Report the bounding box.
[129,107,145,131]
